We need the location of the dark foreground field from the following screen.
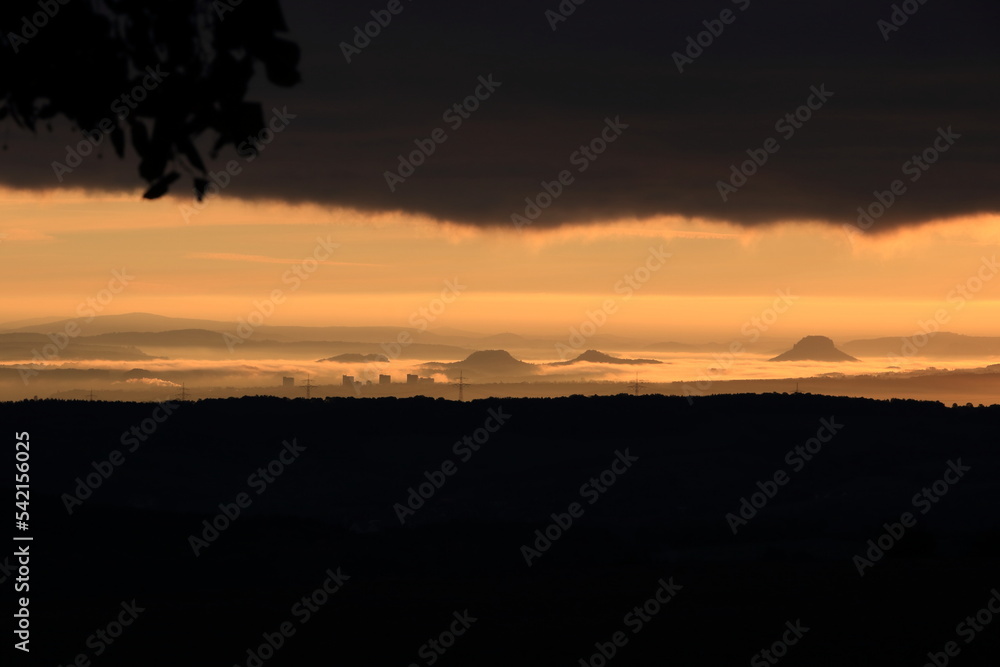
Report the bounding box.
[4,394,1000,666]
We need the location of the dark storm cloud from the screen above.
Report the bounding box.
[2,0,999,230]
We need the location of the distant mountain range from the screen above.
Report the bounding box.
[0,315,473,361]
[4,313,999,363]
[0,333,156,361]
[1,313,232,335]
[842,332,1000,358]
[646,341,729,353]
[317,353,389,363]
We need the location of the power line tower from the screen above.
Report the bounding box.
[304,376,313,399]
[88,388,95,401]
[179,383,188,401]
[632,372,642,397]
[457,371,466,402]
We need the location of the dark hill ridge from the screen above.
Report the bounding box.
[843,331,1000,358]
[549,349,662,366]
[646,340,729,353]
[317,353,389,363]
[771,335,859,362]
[0,333,155,361]
[87,328,232,346]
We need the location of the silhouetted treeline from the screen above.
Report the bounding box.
[4,393,999,666]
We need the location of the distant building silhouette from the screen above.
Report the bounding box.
[342,375,355,387]
[379,374,391,385]
[406,374,418,384]
[282,376,295,387]
[418,377,435,384]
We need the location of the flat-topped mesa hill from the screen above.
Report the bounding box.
[770,336,859,362]
[422,349,538,377]
[549,349,663,366]
[460,349,534,369]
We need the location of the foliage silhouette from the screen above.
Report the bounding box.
[0,0,300,199]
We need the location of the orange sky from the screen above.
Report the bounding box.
[2,186,998,342]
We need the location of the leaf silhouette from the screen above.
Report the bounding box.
[0,0,300,199]
[142,171,181,200]
[110,126,126,159]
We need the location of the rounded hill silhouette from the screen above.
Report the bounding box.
[549,349,662,366]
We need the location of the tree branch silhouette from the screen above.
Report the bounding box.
[0,0,300,200]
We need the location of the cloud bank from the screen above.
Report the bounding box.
[2,0,998,231]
